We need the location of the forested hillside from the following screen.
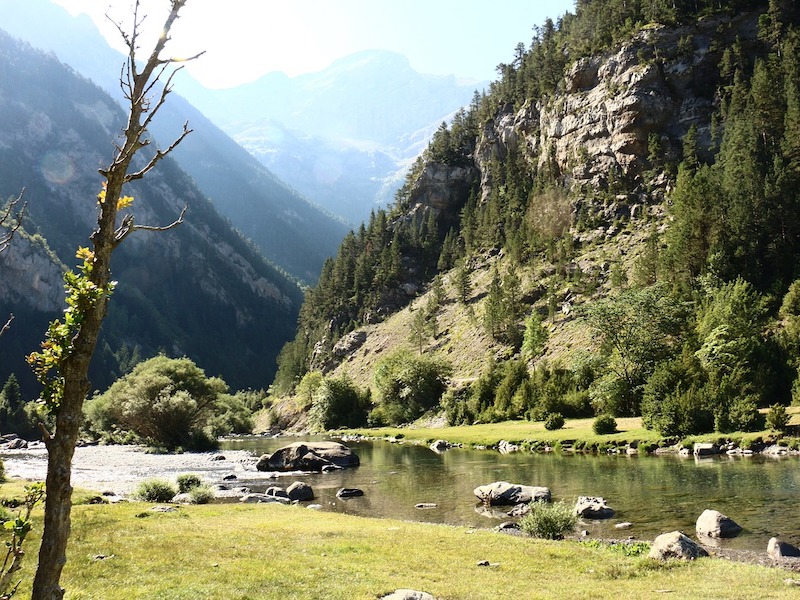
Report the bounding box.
[0,31,303,396]
[273,0,800,437]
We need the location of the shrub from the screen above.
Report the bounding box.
[134,478,177,503]
[374,350,452,425]
[308,375,369,431]
[544,412,565,431]
[176,473,202,494]
[766,404,790,432]
[593,414,617,435]
[519,501,577,540]
[188,484,215,505]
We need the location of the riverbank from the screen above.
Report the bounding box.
[6,500,798,599]
[340,412,800,455]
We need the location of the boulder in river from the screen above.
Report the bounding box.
[574,496,614,519]
[695,509,742,538]
[648,531,709,561]
[255,441,359,472]
[768,537,800,560]
[287,481,314,502]
[474,481,551,506]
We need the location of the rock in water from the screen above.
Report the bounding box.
[574,496,615,519]
[695,509,742,538]
[473,481,551,506]
[255,441,359,472]
[768,537,800,560]
[649,531,709,561]
[287,481,314,502]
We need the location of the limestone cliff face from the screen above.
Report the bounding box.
[0,232,64,313]
[474,13,758,203]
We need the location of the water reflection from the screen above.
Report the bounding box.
[222,436,800,551]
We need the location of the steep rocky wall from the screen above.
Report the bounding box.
[476,13,760,200]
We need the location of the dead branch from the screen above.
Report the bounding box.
[0,190,26,253]
[0,314,12,338]
[113,204,187,247]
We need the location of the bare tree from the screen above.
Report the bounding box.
[0,190,26,338]
[29,2,201,598]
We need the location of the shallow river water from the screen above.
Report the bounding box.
[222,437,800,552]
[3,436,798,553]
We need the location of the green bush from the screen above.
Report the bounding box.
[134,478,177,503]
[767,404,790,432]
[188,484,215,505]
[176,473,202,494]
[308,375,369,431]
[593,414,617,435]
[373,350,452,425]
[544,412,565,431]
[519,501,577,540]
[86,356,229,451]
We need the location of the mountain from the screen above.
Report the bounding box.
[181,50,485,224]
[0,0,349,284]
[272,1,800,436]
[0,30,303,396]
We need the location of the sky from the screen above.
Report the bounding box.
[51,0,575,88]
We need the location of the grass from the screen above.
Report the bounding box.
[342,407,800,451]
[3,500,794,599]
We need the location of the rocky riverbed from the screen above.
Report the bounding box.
[0,444,270,496]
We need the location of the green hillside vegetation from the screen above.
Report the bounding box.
[272,0,800,441]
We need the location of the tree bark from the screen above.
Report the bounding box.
[30,2,195,597]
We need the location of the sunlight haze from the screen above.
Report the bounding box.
[52,0,575,87]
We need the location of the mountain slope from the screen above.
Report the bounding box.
[0,30,303,396]
[182,50,485,224]
[273,1,800,434]
[0,0,349,284]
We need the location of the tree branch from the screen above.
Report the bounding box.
[113,204,188,247]
[0,190,26,253]
[0,314,12,338]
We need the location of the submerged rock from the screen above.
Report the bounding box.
[474,481,551,506]
[336,487,364,499]
[287,481,314,502]
[256,441,360,472]
[575,496,615,519]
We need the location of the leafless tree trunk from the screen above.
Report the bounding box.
[31,2,200,598]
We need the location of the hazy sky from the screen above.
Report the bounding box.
[51,0,575,88]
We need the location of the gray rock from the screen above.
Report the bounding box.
[265,486,289,499]
[575,496,615,519]
[336,488,364,499]
[415,503,438,509]
[256,441,360,472]
[380,590,436,600]
[768,537,800,560]
[693,442,718,457]
[239,493,289,504]
[429,439,449,452]
[287,481,314,502]
[695,509,742,538]
[648,531,708,561]
[615,522,634,530]
[474,481,551,506]
[307,504,323,510]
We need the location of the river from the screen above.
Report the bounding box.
[222,436,800,552]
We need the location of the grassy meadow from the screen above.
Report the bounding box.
[2,498,795,600]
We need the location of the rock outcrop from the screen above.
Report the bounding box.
[256,441,359,472]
